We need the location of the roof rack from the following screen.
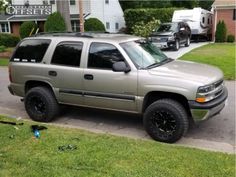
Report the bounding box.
[32,31,110,38]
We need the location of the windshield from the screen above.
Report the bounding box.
[120,40,169,69]
[157,23,178,32]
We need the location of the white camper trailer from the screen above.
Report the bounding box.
[172,8,213,40]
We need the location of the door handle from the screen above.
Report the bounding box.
[48,71,57,76]
[84,74,94,80]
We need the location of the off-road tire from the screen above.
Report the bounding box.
[25,87,59,122]
[143,99,189,143]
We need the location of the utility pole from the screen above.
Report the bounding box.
[78,0,84,32]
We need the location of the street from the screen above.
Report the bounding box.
[0,67,235,153]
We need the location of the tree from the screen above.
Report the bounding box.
[198,0,214,10]
[20,21,38,38]
[56,0,72,32]
[170,0,198,9]
[215,20,227,42]
[44,12,66,32]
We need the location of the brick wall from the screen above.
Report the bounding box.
[10,22,21,36]
[213,9,236,40]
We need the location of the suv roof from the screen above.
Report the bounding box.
[29,32,140,43]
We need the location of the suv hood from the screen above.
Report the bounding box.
[148,60,223,85]
[151,31,174,36]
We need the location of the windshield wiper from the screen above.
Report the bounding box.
[146,58,173,69]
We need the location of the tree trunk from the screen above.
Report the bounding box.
[56,0,72,32]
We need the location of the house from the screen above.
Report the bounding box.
[212,0,236,41]
[0,0,125,35]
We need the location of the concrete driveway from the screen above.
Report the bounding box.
[163,42,209,59]
[0,67,235,153]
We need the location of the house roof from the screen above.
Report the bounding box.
[0,14,90,22]
[212,0,236,8]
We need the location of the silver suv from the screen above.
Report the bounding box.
[8,33,228,143]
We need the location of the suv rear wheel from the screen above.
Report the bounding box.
[143,99,189,143]
[25,87,59,122]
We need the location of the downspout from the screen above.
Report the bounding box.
[213,7,217,42]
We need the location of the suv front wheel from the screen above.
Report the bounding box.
[173,39,180,51]
[25,87,59,122]
[143,99,189,143]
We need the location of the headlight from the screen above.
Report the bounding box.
[168,36,175,41]
[196,81,224,103]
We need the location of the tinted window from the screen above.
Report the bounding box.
[51,42,82,67]
[88,43,125,70]
[12,39,50,63]
[202,17,205,23]
[233,9,236,20]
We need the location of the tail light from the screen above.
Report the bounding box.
[8,65,12,82]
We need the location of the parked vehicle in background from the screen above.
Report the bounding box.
[172,8,213,41]
[8,33,228,143]
[149,22,191,51]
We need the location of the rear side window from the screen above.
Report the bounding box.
[11,39,51,63]
[51,42,83,67]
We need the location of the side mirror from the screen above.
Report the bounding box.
[112,61,130,73]
[180,27,185,31]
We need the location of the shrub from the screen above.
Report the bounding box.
[132,18,160,38]
[20,21,38,39]
[124,8,180,33]
[84,18,105,32]
[215,20,227,42]
[0,45,6,52]
[227,34,235,43]
[44,12,66,32]
[0,33,20,47]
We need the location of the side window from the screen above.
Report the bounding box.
[202,17,205,24]
[51,42,83,67]
[11,39,51,63]
[233,9,236,20]
[88,43,125,70]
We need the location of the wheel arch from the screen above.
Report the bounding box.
[142,91,192,117]
[25,80,55,95]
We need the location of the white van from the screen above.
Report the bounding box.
[172,8,213,40]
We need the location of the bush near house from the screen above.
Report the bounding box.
[0,33,20,47]
[215,20,227,43]
[132,18,160,37]
[0,45,6,52]
[19,21,38,39]
[227,34,235,43]
[84,18,105,32]
[124,8,179,33]
[44,12,66,32]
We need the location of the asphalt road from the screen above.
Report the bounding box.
[0,67,235,153]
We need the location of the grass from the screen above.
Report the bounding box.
[0,58,9,66]
[180,43,235,80]
[0,116,235,177]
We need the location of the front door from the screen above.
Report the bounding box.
[83,42,138,112]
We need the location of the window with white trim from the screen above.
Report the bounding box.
[0,23,10,33]
[105,0,109,4]
[115,23,119,30]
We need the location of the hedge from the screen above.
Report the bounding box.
[44,12,66,32]
[20,21,38,39]
[84,18,105,32]
[227,34,235,43]
[0,33,20,47]
[215,20,227,43]
[124,8,180,33]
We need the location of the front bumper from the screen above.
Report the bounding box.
[152,41,175,49]
[188,88,228,122]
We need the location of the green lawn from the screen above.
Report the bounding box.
[0,58,9,66]
[0,116,234,177]
[180,43,235,80]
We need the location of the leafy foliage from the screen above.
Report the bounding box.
[215,20,227,43]
[19,21,38,39]
[124,8,179,33]
[227,35,235,43]
[44,12,66,32]
[132,19,160,37]
[0,33,20,47]
[84,18,105,32]
[0,45,6,52]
